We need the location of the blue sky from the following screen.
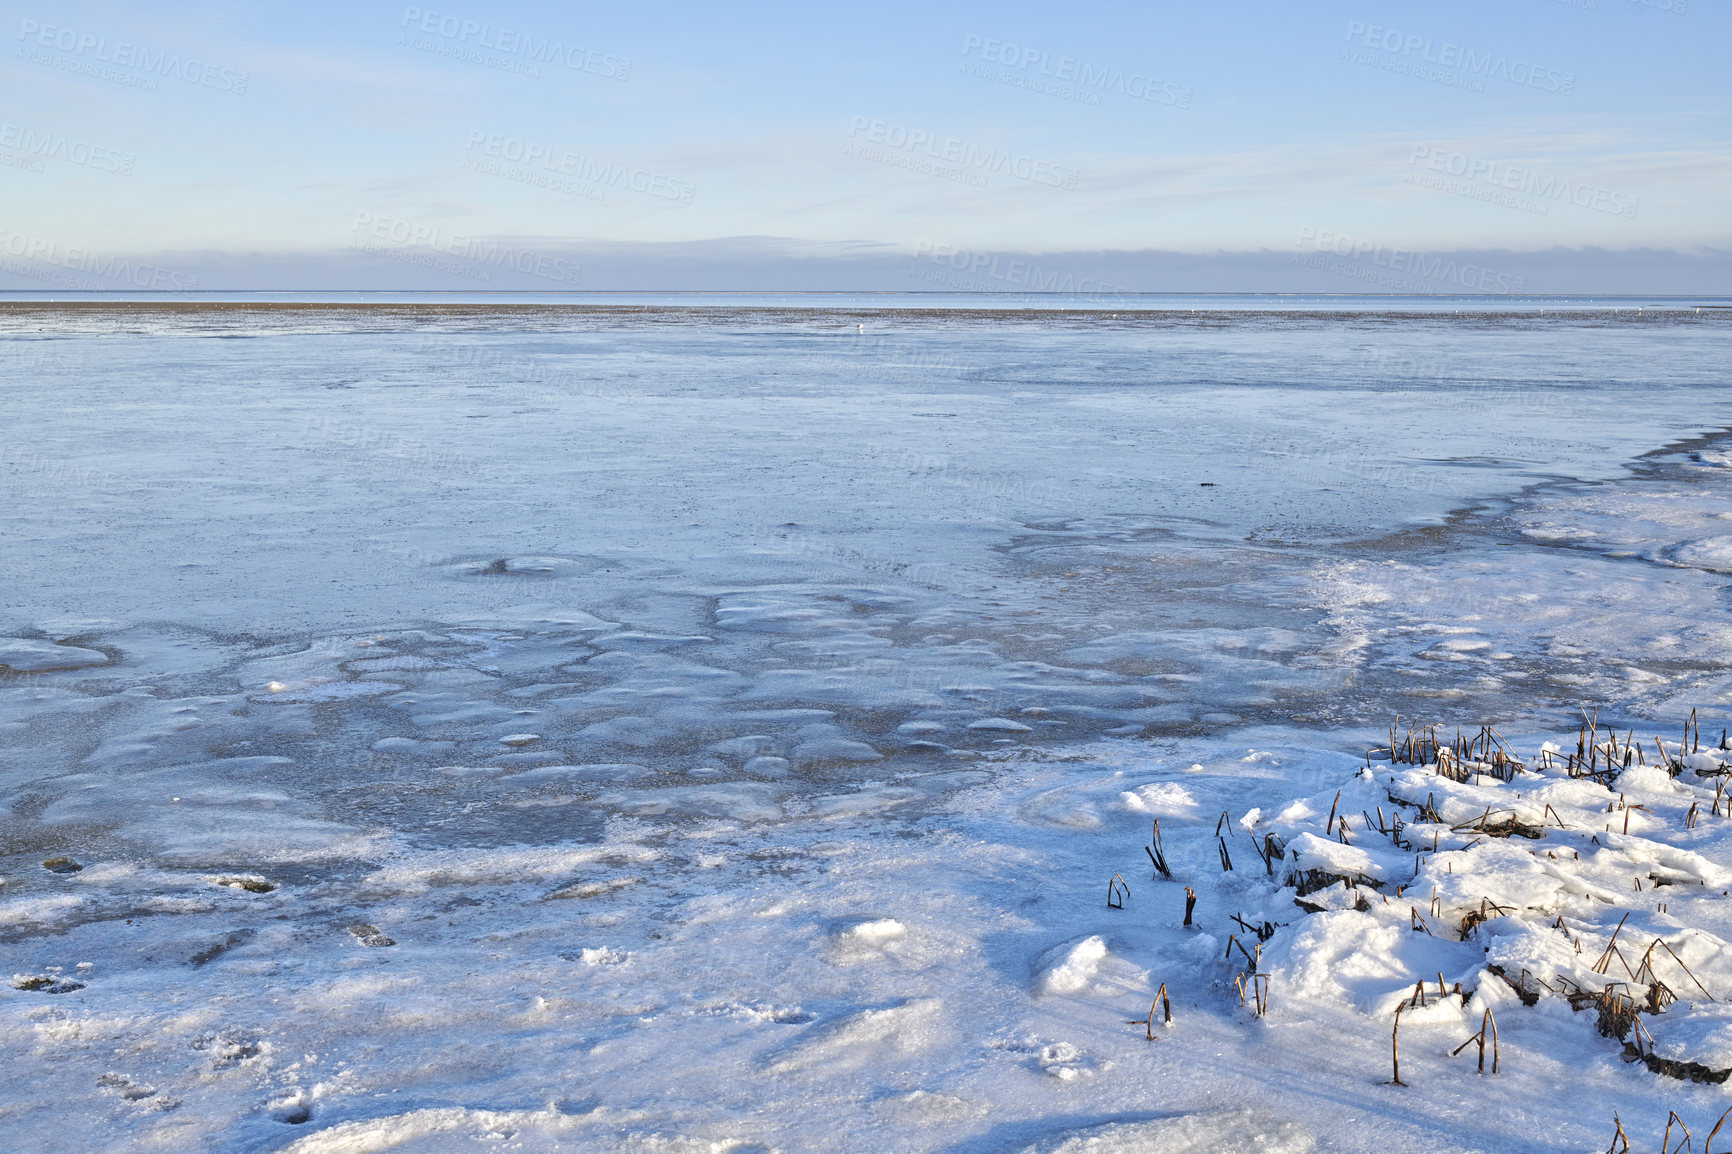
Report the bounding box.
[2,0,1727,288]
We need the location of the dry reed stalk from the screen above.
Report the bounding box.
[1622,802,1653,835]
[1183,886,1196,927]
[1705,1106,1732,1153]
[1133,982,1173,1040]
[1631,1015,1656,1057]
[1592,913,1633,975]
[1146,819,1171,879]
[1107,873,1129,909]
[1645,938,1715,1001]
[1230,913,1276,942]
[1663,1111,1691,1154]
[1606,1114,1629,1153]
[1390,1003,1406,1086]
[1451,1008,1500,1073]
[1217,837,1234,871]
[1597,986,1640,1040]
[1251,832,1278,877]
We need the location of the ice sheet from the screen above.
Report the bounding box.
[3,305,1732,1151]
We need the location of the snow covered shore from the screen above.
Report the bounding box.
[1143,722,1732,1139]
[8,716,1732,1153]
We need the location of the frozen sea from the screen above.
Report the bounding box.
[3,296,1732,1152]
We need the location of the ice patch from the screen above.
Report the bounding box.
[968,717,1033,732]
[278,1106,582,1152]
[766,997,945,1073]
[365,845,655,896]
[344,654,445,672]
[502,762,650,783]
[1016,1111,1314,1153]
[789,738,881,764]
[595,784,783,822]
[249,680,402,703]
[370,736,453,754]
[1035,1040,1102,1080]
[0,894,84,927]
[1669,537,1732,573]
[0,638,108,672]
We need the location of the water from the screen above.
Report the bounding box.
[2,300,1730,1150]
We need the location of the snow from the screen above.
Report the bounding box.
[3,303,1732,1151]
[1037,936,1112,995]
[0,639,109,672]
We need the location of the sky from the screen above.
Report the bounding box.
[1,0,1728,291]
